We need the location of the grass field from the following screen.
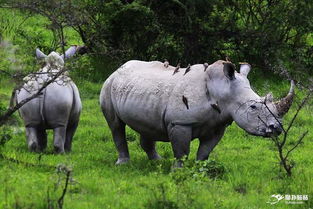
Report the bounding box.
[0,73,312,209]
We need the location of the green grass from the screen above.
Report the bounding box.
[0,76,312,209]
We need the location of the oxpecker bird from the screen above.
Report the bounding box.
[164,59,169,68]
[182,95,189,109]
[183,64,191,75]
[203,63,209,72]
[172,63,180,75]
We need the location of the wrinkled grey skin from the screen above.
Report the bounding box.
[100,60,287,165]
[17,46,82,153]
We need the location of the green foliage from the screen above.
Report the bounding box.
[107,3,160,60]
[191,159,225,179]
[170,158,225,187]
[0,126,12,147]
[3,0,313,82]
[0,103,12,147]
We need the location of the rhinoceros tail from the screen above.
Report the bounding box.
[99,75,124,130]
[68,82,82,127]
[100,77,114,119]
[40,87,47,124]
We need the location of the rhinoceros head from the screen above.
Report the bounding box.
[207,61,294,137]
[36,46,78,69]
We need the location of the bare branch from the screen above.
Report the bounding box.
[0,68,68,126]
[286,92,312,133]
[284,130,308,160]
[57,165,72,209]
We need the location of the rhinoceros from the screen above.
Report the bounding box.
[100,60,294,165]
[16,46,82,153]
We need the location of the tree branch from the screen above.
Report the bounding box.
[0,68,68,126]
[284,130,308,160]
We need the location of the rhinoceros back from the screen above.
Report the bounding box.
[17,74,81,128]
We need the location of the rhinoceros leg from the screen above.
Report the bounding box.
[53,126,66,153]
[37,128,47,151]
[196,129,225,160]
[26,127,40,152]
[140,136,161,160]
[64,122,78,152]
[169,125,192,165]
[111,121,130,165]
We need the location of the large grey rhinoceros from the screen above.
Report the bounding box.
[17,46,82,153]
[100,60,294,165]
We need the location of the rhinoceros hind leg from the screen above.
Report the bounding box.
[169,125,192,162]
[109,119,129,165]
[64,122,78,152]
[26,127,40,152]
[140,135,161,160]
[37,129,47,151]
[53,126,66,154]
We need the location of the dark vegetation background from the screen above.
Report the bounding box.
[1,0,313,82]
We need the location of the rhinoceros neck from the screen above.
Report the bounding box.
[40,63,63,73]
[22,64,71,93]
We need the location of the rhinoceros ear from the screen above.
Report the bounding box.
[36,48,47,60]
[61,45,77,60]
[239,62,251,77]
[223,62,235,80]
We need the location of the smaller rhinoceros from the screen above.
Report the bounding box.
[16,46,82,153]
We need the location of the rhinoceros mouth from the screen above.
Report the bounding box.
[245,129,281,138]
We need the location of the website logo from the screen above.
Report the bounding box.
[267,194,309,205]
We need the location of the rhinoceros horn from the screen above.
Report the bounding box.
[275,80,295,116]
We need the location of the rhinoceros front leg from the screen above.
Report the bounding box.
[169,125,192,166]
[53,126,66,153]
[196,129,225,161]
[140,135,161,160]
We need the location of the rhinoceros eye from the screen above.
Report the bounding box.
[250,104,257,110]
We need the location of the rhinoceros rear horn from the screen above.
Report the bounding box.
[239,62,251,77]
[275,80,295,116]
[223,62,235,80]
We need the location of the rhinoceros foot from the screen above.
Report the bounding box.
[28,142,39,152]
[148,153,162,160]
[115,157,130,165]
[54,146,65,154]
[171,160,184,170]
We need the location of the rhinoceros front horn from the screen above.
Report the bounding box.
[275,80,295,116]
